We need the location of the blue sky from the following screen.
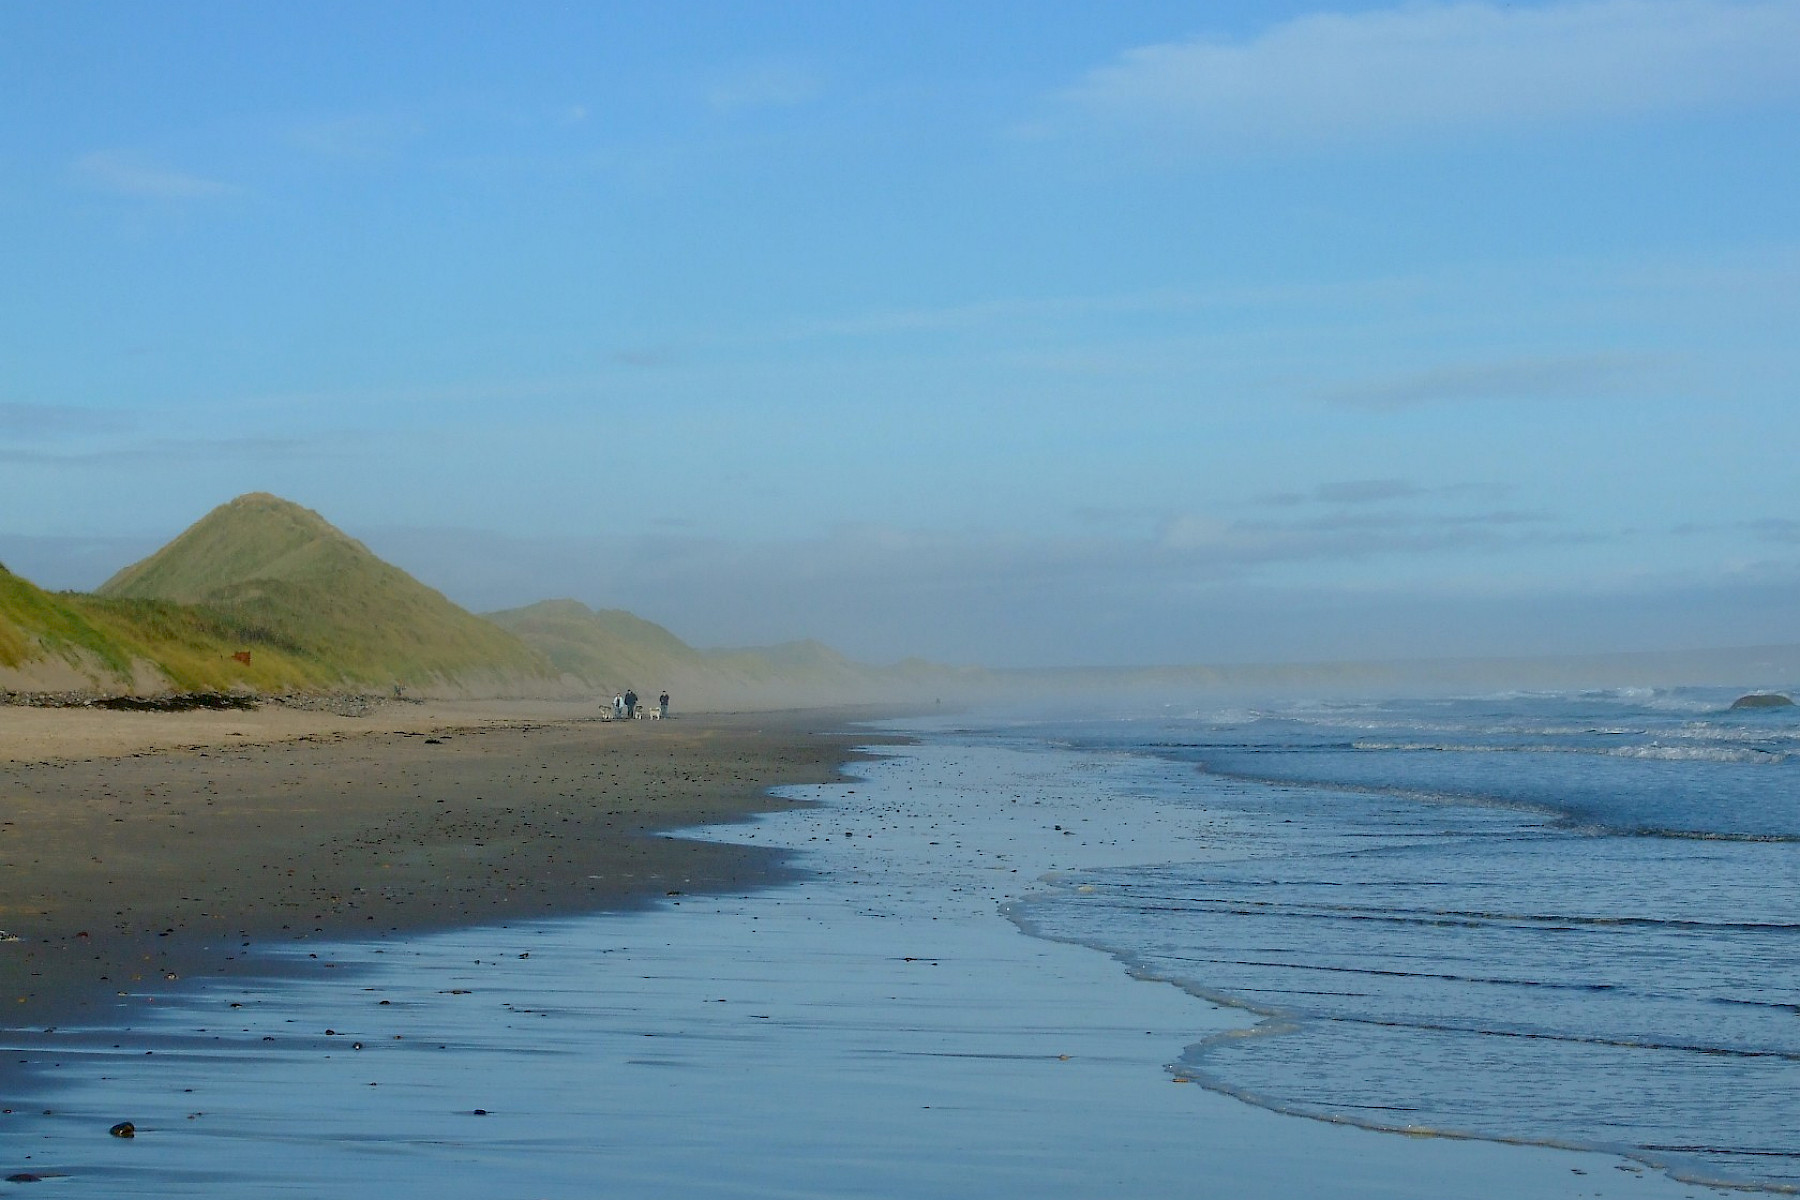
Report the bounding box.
[2,1,1797,665]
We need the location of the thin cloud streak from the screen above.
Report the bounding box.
[1323,354,1650,410]
[1313,479,1424,504]
[1158,508,1570,563]
[0,402,133,440]
[1260,480,1516,506]
[0,434,348,467]
[73,151,237,199]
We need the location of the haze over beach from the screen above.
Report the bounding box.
[4,3,1799,1198]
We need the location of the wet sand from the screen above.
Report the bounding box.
[0,706,887,1046]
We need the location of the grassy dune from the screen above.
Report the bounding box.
[0,565,330,690]
[96,493,556,691]
[0,566,136,677]
[1,494,558,696]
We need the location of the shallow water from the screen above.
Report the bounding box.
[1009,688,1800,1191]
[0,726,1719,1198]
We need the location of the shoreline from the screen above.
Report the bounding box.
[1,705,898,1064]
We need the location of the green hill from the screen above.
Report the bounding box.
[97,493,557,693]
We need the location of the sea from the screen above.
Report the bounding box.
[4,686,1795,1196]
[1004,686,1800,1191]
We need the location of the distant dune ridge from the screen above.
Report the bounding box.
[4,491,1797,704]
[484,598,965,708]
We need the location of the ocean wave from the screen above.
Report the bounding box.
[1103,895,1800,935]
[1607,744,1788,763]
[1011,891,1800,1193]
[1653,722,1800,744]
[1344,739,1789,764]
[1000,702,1800,1192]
[1612,825,1800,844]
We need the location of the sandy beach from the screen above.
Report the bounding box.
[0,702,883,1040]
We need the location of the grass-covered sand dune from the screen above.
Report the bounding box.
[99,492,559,693]
[4,493,560,697]
[0,563,335,693]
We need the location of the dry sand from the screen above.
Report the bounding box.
[0,701,887,1041]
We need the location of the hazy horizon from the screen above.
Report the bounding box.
[4,2,1796,669]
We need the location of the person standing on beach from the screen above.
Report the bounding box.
[659,690,670,719]
[613,692,625,719]
[624,689,638,719]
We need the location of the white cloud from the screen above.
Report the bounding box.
[1060,0,1800,145]
[74,151,236,199]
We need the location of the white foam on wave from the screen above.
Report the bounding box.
[1347,740,1789,764]
[1606,744,1788,764]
